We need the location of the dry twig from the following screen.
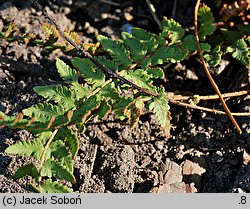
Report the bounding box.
[194,0,242,133]
[168,99,250,117]
[171,90,249,101]
[145,0,162,30]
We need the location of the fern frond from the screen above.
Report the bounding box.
[33,85,75,109]
[161,17,185,43]
[56,58,78,83]
[69,82,91,101]
[151,45,188,65]
[5,139,44,160]
[122,32,147,62]
[63,30,81,51]
[72,57,105,88]
[72,95,101,123]
[23,103,65,123]
[99,82,120,100]
[148,89,170,128]
[146,67,164,79]
[123,69,154,91]
[13,163,39,180]
[54,126,79,158]
[97,35,132,68]
[39,179,71,193]
[226,38,250,66]
[96,56,118,71]
[36,131,53,144]
[131,27,158,52]
[198,5,216,39]
[94,100,111,119]
[4,22,18,39]
[204,45,222,67]
[112,97,134,120]
[41,22,59,44]
[41,159,75,182]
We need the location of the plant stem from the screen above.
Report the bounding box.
[31,0,157,97]
[168,99,250,116]
[37,129,58,182]
[194,0,242,133]
[171,90,249,101]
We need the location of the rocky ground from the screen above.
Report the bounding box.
[0,0,250,193]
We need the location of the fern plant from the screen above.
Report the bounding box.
[0,4,249,192]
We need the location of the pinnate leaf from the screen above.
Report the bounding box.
[33,85,75,109]
[124,69,153,91]
[148,89,170,127]
[162,17,185,42]
[41,159,75,182]
[226,38,250,66]
[13,163,39,180]
[72,57,105,87]
[23,103,65,123]
[97,35,132,68]
[54,126,79,158]
[122,32,147,62]
[5,139,43,160]
[56,58,78,83]
[198,5,216,38]
[132,27,157,52]
[40,179,71,193]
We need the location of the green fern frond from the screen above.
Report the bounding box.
[33,85,75,109]
[69,82,91,101]
[131,27,158,52]
[226,38,250,66]
[13,163,39,180]
[198,5,216,39]
[146,67,164,79]
[5,139,44,160]
[122,32,147,62]
[56,58,78,83]
[99,82,120,100]
[204,45,222,67]
[23,103,65,123]
[39,179,71,193]
[150,45,188,65]
[94,100,111,119]
[112,97,134,120]
[123,69,156,93]
[161,17,185,43]
[97,35,132,68]
[198,4,214,23]
[54,126,79,158]
[72,57,105,87]
[41,159,75,182]
[96,56,118,71]
[36,131,53,144]
[148,89,170,127]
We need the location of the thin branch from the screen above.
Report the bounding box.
[168,99,250,117]
[171,90,249,101]
[172,0,177,18]
[98,0,120,7]
[145,0,162,30]
[31,0,157,97]
[194,0,242,133]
